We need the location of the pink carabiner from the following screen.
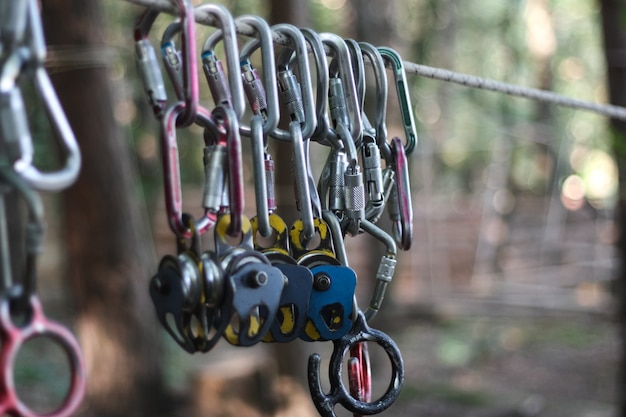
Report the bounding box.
[0,296,86,417]
[348,342,372,417]
[391,137,413,250]
[161,102,218,238]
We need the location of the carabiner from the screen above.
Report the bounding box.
[197,4,245,119]
[301,28,331,142]
[212,105,244,238]
[160,103,218,238]
[134,9,168,118]
[389,137,413,250]
[270,23,317,142]
[238,14,280,135]
[360,219,397,321]
[348,341,372,417]
[359,42,388,149]
[237,15,280,238]
[0,0,81,191]
[345,39,365,116]
[320,32,363,151]
[269,24,318,241]
[0,1,28,54]
[0,167,86,417]
[308,311,404,417]
[160,0,198,127]
[378,47,417,156]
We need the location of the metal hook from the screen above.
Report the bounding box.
[308,311,404,417]
[197,4,245,120]
[378,46,417,156]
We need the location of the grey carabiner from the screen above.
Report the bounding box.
[301,28,330,143]
[359,42,388,148]
[269,24,317,142]
[345,39,365,114]
[237,15,280,136]
[360,219,397,321]
[134,9,168,118]
[198,4,245,120]
[24,68,81,190]
[250,116,271,237]
[13,67,81,191]
[378,47,417,156]
[319,33,363,147]
[0,166,45,304]
[290,121,315,242]
[161,0,198,128]
[0,1,28,55]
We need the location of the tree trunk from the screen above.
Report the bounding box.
[599,1,626,416]
[41,2,171,416]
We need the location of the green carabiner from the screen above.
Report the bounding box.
[378,47,417,156]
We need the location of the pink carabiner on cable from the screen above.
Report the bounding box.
[390,137,413,250]
[161,102,219,238]
[0,296,86,417]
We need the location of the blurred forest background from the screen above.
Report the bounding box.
[17,0,625,416]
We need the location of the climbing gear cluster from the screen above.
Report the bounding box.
[0,0,86,416]
[135,1,417,416]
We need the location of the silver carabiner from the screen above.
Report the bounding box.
[270,24,318,241]
[160,0,198,128]
[270,24,317,142]
[2,0,81,191]
[197,4,245,120]
[236,15,280,238]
